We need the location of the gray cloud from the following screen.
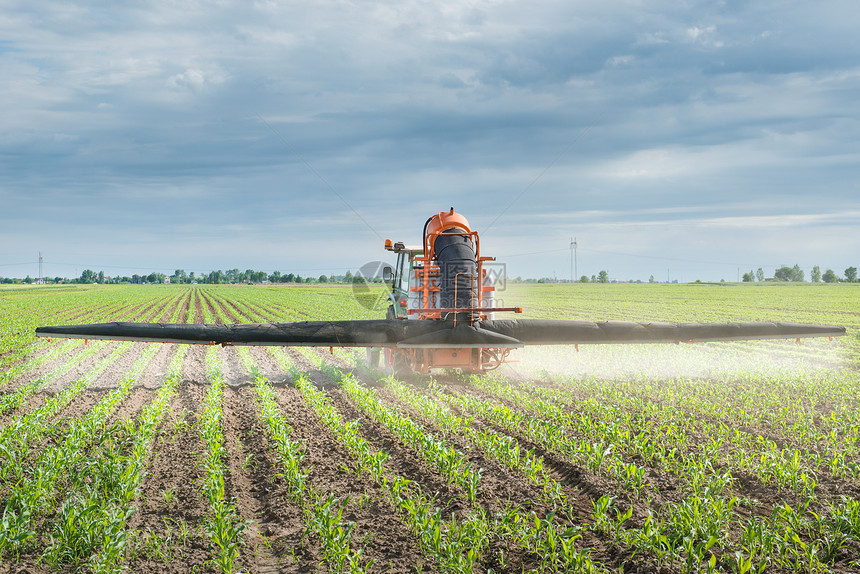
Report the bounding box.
[1,0,858,281]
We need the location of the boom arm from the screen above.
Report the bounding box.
[35,319,845,347]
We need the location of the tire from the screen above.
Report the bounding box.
[366,347,380,368]
[391,352,411,378]
[384,306,411,376]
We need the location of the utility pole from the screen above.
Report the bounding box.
[38,252,43,284]
[570,237,577,282]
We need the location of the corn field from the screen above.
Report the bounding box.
[0,282,858,573]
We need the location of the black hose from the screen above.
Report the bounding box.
[434,228,477,321]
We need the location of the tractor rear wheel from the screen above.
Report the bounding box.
[366,347,380,368]
[384,306,411,377]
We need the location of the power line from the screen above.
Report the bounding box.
[482,110,606,234]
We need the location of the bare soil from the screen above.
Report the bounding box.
[2,288,858,574]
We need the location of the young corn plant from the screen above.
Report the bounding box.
[300,349,482,504]
[331,352,607,572]
[198,346,246,574]
[0,342,160,561]
[0,339,82,411]
[236,347,372,573]
[90,345,189,573]
[269,347,490,573]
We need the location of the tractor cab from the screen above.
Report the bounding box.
[383,239,423,319]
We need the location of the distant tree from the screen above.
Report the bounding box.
[790,264,804,282]
[580,275,590,283]
[269,271,281,283]
[294,275,302,284]
[648,275,656,283]
[98,270,105,284]
[318,274,328,283]
[80,269,97,284]
[822,269,838,283]
[846,267,858,282]
[811,265,821,283]
[344,270,353,283]
[774,266,793,281]
[597,270,609,283]
[756,267,765,282]
[591,274,597,283]
[742,271,754,282]
[24,275,33,284]
[54,276,63,284]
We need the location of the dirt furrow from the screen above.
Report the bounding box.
[290,350,464,519]
[259,348,430,572]
[125,356,210,572]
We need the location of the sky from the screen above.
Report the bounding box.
[2,0,859,283]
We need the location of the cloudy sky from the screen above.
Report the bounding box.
[2,0,858,282]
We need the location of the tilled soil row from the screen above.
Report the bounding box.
[153,291,187,323]
[125,362,211,573]
[174,289,192,324]
[429,380,665,571]
[258,347,429,572]
[366,375,637,572]
[11,343,161,480]
[296,350,586,572]
[0,293,174,396]
[435,375,860,572]
[193,289,206,324]
[198,290,224,323]
[319,349,675,572]
[511,375,860,513]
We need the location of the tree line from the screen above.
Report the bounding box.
[741,265,857,283]
[3,264,858,286]
[0,268,365,285]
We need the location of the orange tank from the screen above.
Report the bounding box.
[424,208,472,256]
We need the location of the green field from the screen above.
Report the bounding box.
[1,283,858,573]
